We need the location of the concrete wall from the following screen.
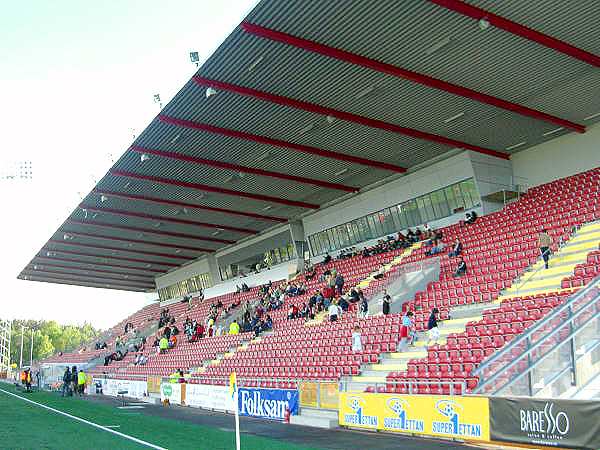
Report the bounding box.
[155,258,212,290]
[202,261,294,299]
[512,123,600,188]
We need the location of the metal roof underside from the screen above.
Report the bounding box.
[19,0,600,292]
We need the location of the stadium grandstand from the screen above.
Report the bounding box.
[4,1,600,449]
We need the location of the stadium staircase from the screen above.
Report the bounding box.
[349,220,600,393]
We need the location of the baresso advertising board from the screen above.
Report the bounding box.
[490,397,600,449]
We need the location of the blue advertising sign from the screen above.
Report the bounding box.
[238,388,299,421]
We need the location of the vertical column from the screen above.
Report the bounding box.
[206,254,222,286]
[288,221,306,273]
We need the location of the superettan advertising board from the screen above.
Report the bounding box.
[339,392,490,442]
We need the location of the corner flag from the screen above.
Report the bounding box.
[229,371,237,398]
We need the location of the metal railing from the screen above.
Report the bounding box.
[510,232,572,297]
[367,257,440,305]
[340,378,467,396]
[473,276,600,396]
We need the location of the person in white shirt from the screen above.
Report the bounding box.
[351,325,363,353]
[328,300,341,322]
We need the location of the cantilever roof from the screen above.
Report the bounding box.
[19,0,600,292]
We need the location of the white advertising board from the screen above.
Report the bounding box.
[186,384,235,413]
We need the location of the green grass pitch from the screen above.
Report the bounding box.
[0,384,320,450]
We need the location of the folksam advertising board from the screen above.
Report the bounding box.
[186,384,236,413]
[338,392,490,442]
[238,388,299,421]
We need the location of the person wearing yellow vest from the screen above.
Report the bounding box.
[169,371,179,384]
[77,370,86,396]
[229,320,240,335]
[159,336,168,354]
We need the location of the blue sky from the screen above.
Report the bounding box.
[0,0,257,328]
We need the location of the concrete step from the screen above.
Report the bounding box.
[291,408,339,429]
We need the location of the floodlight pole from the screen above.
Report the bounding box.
[7,321,11,371]
[19,325,24,369]
[30,329,34,366]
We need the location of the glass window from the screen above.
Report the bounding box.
[430,190,450,219]
[396,204,409,230]
[337,224,350,248]
[405,199,421,227]
[460,179,480,209]
[327,228,339,251]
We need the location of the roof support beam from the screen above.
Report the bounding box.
[428,0,600,69]
[81,203,259,235]
[27,262,154,280]
[21,275,150,291]
[130,145,358,192]
[35,255,165,273]
[92,190,287,224]
[23,269,155,288]
[67,219,235,244]
[241,21,585,134]
[110,169,320,210]
[159,115,407,172]
[61,230,212,253]
[48,239,193,261]
[194,76,509,160]
[42,248,178,267]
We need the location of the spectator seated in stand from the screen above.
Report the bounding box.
[373,264,385,280]
[453,258,467,277]
[338,295,350,312]
[168,334,177,349]
[448,239,463,257]
[229,320,240,335]
[287,304,299,320]
[159,336,168,354]
[425,240,446,256]
[465,211,478,225]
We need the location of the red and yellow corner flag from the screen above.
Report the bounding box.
[229,371,237,398]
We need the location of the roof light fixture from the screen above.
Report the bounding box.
[63,233,73,240]
[140,153,150,163]
[205,87,217,98]
[426,37,452,56]
[299,123,315,135]
[584,111,600,121]
[100,195,108,203]
[443,112,465,123]
[326,115,335,124]
[255,151,271,162]
[248,55,264,72]
[335,168,349,176]
[542,127,564,137]
[479,17,490,30]
[175,249,182,254]
[262,205,272,211]
[506,141,527,150]
[153,222,162,228]
[355,85,376,100]
[171,134,181,144]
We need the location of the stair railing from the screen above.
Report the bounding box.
[472,275,600,396]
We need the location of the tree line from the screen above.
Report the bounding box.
[8,320,102,366]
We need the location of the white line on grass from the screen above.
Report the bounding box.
[0,388,167,450]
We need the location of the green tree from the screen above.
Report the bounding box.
[9,320,102,367]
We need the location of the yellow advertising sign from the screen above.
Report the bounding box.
[339,393,490,442]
